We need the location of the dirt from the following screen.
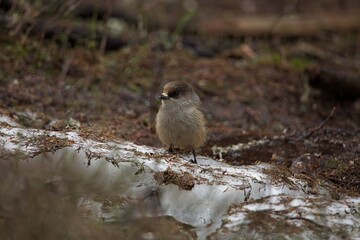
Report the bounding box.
[154,168,195,190]
[0,0,359,198]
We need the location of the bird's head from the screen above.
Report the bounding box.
[158,81,200,106]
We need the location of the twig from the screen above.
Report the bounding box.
[99,1,112,55]
[287,217,325,229]
[299,107,336,140]
[56,53,72,105]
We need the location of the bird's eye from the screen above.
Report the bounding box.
[171,90,179,97]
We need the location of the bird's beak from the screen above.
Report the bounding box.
[158,93,170,100]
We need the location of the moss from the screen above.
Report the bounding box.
[290,57,314,71]
[252,53,283,66]
[322,157,343,170]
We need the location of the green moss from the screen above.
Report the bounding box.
[323,158,343,170]
[290,57,314,70]
[252,53,282,66]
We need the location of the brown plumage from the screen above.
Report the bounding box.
[156,81,206,163]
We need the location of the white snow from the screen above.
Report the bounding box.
[1,115,359,239]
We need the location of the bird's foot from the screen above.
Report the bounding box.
[168,144,175,153]
[191,148,198,164]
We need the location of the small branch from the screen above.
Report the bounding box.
[56,53,73,104]
[287,217,326,229]
[298,107,336,140]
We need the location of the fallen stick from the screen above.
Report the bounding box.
[298,107,336,140]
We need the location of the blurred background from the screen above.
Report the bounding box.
[0,0,359,239]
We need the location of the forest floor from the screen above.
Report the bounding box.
[1,1,360,239]
[1,0,359,196]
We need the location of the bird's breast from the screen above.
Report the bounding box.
[156,103,206,149]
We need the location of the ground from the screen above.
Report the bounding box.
[0,0,359,199]
[1,1,360,239]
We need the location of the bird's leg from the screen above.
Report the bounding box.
[191,148,198,164]
[168,143,174,153]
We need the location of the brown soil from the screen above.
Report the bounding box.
[154,168,195,190]
[0,0,359,197]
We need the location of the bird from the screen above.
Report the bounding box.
[156,81,206,164]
